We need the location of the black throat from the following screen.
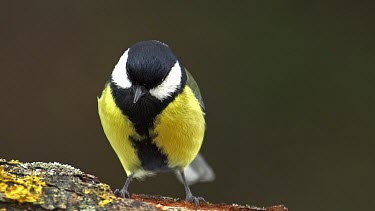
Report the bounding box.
[110,82,178,136]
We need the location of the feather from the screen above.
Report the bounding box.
[175,153,215,185]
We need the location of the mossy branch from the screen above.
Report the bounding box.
[0,159,287,210]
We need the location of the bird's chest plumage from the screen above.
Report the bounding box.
[98,84,205,176]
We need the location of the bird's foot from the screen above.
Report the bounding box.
[114,188,130,198]
[186,194,206,208]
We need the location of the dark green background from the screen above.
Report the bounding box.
[1,1,374,210]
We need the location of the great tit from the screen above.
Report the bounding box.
[98,40,214,206]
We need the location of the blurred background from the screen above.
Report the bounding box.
[1,1,374,210]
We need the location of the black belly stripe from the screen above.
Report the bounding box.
[129,136,171,172]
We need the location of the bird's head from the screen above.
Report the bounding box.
[111,40,187,103]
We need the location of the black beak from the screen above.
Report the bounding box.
[133,86,146,104]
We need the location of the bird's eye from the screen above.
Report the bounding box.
[112,49,132,89]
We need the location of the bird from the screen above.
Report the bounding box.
[97,40,214,207]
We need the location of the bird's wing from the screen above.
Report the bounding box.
[185,69,205,111]
[176,71,213,185]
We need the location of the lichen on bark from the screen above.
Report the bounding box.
[0,158,287,211]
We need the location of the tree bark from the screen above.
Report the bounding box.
[0,159,287,211]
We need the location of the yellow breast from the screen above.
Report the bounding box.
[98,83,205,176]
[98,84,141,176]
[153,86,206,169]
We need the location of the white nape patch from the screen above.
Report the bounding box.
[150,61,182,100]
[111,49,132,89]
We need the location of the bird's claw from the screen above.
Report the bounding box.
[186,195,206,209]
[114,188,130,198]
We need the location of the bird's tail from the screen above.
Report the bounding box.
[175,153,215,185]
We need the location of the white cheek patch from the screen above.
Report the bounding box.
[112,49,132,89]
[150,61,182,100]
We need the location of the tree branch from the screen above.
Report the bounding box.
[0,159,287,211]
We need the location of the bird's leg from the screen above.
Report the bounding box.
[114,174,134,198]
[179,170,206,208]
